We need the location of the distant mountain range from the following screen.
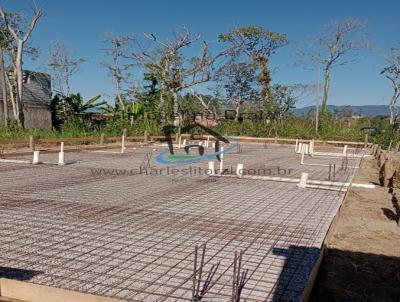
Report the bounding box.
[88,104,393,118]
[291,105,395,117]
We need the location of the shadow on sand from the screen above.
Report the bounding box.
[268,245,400,302]
[309,248,400,302]
[0,266,42,281]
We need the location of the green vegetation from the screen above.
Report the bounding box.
[0,115,398,150]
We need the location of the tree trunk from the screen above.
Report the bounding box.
[260,68,271,102]
[158,91,168,126]
[173,90,180,126]
[115,80,125,124]
[389,87,399,125]
[15,40,25,128]
[0,48,8,126]
[235,99,241,121]
[130,103,134,126]
[315,62,321,133]
[256,57,271,102]
[321,64,331,117]
[389,103,395,125]
[5,75,17,119]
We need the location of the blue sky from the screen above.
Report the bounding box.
[4,0,400,108]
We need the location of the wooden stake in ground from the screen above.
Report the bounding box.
[383,158,393,188]
[29,136,35,152]
[378,152,386,169]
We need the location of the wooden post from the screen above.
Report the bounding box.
[144,130,148,144]
[123,128,128,139]
[29,135,35,151]
[378,152,386,169]
[375,145,381,159]
[395,141,400,152]
[383,158,392,188]
[364,133,368,148]
[372,144,378,156]
[100,133,105,145]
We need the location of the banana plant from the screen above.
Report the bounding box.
[69,93,108,113]
[54,93,108,124]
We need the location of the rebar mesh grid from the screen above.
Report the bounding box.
[0,144,359,301]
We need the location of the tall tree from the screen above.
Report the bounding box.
[215,61,258,120]
[0,18,11,126]
[101,34,134,121]
[132,27,232,126]
[381,47,400,125]
[136,73,160,119]
[46,41,84,98]
[315,18,369,117]
[266,84,310,122]
[0,46,7,126]
[0,2,42,127]
[294,41,324,133]
[219,26,287,102]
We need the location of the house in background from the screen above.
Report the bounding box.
[0,70,52,130]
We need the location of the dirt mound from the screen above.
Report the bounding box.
[310,156,400,302]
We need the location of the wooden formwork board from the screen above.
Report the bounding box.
[0,278,127,302]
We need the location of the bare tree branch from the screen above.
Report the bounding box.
[131,26,234,125]
[0,1,42,127]
[381,47,400,124]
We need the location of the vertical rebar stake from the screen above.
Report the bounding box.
[232,251,237,302]
[192,245,198,301]
[328,164,332,181]
[333,164,336,181]
[196,244,206,299]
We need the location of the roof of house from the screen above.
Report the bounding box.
[23,71,52,107]
[0,70,51,108]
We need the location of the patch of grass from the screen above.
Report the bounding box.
[0,116,398,148]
